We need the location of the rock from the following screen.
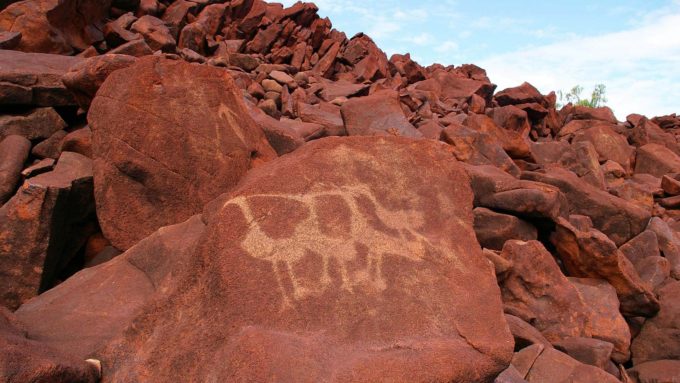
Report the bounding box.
[426,68,496,103]
[342,34,389,81]
[340,90,422,138]
[661,174,680,195]
[62,54,138,110]
[646,217,680,279]
[463,113,531,158]
[96,136,512,382]
[0,107,66,141]
[0,307,99,383]
[495,365,528,383]
[60,127,92,158]
[602,160,626,188]
[0,30,21,49]
[499,240,589,342]
[0,152,94,309]
[631,280,680,364]
[619,230,661,266]
[297,102,346,136]
[0,50,82,106]
[130,15,176,52]
[31,129,66,159]
[511,344,544,378]
[531,141,605,189]
[553,337,614,370]
[634,256,671,292]
[569,278,631,363]
[389,53,426,83]
[21,158,55,178]
[0,0,111,54]
[552,218,659,317]
[628,360,680,383]
[248,106,305,155]
[442,123,521,177]
[0,135,30,204]
[522,167,651,246]
[473,207,537,250]
[568,106,618,124]
[525,348,619,383]
[572,124,635,172]
[466,165,566,220]
[635,143,680,177]
[486,105,531,137]
[108,38,154,56]
[262,78,283,93]
[495,82,545,106]
[88,56,276,250]
[504,314,553,350]
[103,12,140,47]
[14,216,205,359]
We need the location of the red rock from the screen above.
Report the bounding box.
[466,164,567,220]
[246,22,282,53]
[498,240,589,342]
[426,69,496,103]
[486,105,531,137]
[297,102,346,136]
[0,307,100,383]
[341,33,389,81]
[0,0,110,54]
[130,15,176,52]
[108,38,154,56]
[511,344,544,378]
[0,135,30,204]
[417,119,444,139]
[0,50,82,106]
[620,230,661,266]
[628,360,680,383]
[88,56,276,250]
[60,127,92,158]
[631,280,680,364]
[572,124,635,172]
[495,365,529,383]
[389,53,426,84]
[646,217,680,279]
[635,143,680,177]
[464,113,531,158]
[552,218,659,317]
[569,277,631,363]
[340,89,421,138]
[554,337,614,370]
[62,54,138,110]
[318,79,369,101]
[473,207,537,250]
[505,314,553,350]
[0,152,94,309]
[568,105,618,124]
[442,124,521,176]
[495,82,545,107]
[524,347,619,383]
[0,107,66,141]
[14,215,205,359]
[31,129,66,159]
[21,158,55,178]
[661,174,680,195]
[628,116,680,155]
[21,136,514,382]
[160,0,196,38]
[522,167,651,246]
[0,30,21,49]
[103,12,141,47]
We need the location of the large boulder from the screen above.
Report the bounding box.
[635,143,680,177]
[0,152,94,310]
[1,307,100,383]
[522,168,651,246]
[0,0,111,54]
[631,280,680,364]
[340,90,421,138]
[0,49,82,106]
[88,56,276,250]
[58,136,513,382]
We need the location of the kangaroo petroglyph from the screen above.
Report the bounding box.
[224,184,465,308]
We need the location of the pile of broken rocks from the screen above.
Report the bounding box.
[1,0,680,382]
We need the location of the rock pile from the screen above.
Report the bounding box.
[0,0,679,382]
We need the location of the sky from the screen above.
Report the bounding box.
[279,0,680,119]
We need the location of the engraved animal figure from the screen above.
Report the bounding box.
[224,184,461,309]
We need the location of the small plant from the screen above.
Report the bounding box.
[557,84,607,108]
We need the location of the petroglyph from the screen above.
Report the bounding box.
[224,184,465,308]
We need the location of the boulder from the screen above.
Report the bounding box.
[62,54,138,110]
[0,30,21,49]
[572,124,635,172]
[628,360,680,383]
[0,135,30,204]
[130,15,176,52]
[473,207,537,250]
[0,152,94,309]
[553,337,614,370]
[524,348,619,383]
[96,137,513,382]
[0,49,82,106]
[552,218,659,317]
[646,217,680,279]
[495,82,545,106]
[522,167,651,246]
[0,307,100,383]
[635,143,680,177]
[15,216,205,359]
[340,90,421,138]
[61,127,92,158]
[88,56,276,250]
[631,280,680,364]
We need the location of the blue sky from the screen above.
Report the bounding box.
[280,0,680,119]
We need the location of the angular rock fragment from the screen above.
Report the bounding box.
[0,135,30,204]
[340,90,421,138]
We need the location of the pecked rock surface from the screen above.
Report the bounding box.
[1,0,680,381]
[89,56,276,250]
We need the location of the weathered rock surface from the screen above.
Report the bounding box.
[62,54,138,110]
[340,90,421,138]
[89,56,276,250]
[85,137,513,382]
[474,207,537,250]
[0,135,30,204]
[631,280,680,364]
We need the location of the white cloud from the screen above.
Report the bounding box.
[434,40,459,53]
[478,12,680,118]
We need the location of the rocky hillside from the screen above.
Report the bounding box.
[1,0,680,382]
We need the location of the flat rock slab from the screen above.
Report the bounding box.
[88,136,513,382]
[0,49,82,106]
[89,56,276,250]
